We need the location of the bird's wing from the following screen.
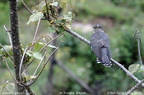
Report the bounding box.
[103,33,111,59]
[90,33,104,60]
[90,32,111,60]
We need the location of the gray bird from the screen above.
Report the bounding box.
[90,24,112,67]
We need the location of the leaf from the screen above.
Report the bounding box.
[30,75,37,80]
[138,65,144,72]
[26,50,32,57]
[32,41,46,52]
[32,52,43,60]
[63,11,73,22]
[22,72,36,82]
[38,1,46,11]
[1,45,13,57]
[6,83,15,93]
[128,64,140,74]
[48,44,57,48]
[27,12,43,25]
[50,2,58,7]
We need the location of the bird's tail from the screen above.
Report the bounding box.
[101,48,112,67]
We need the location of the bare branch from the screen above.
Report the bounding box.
[3,57,17,82]
[136,27,143,65]
[127,79,144,95]
[9,0,26,93]
[21,0,33,14]
[39,34,63,52]
[28,35,52,50]
[65,28,90,46]
[4,25,12,45]
[33,50,47,76]
[64,27,144,87]
[19,46,28,81]
[32,19,41,45]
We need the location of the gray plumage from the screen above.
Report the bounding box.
[90,24,112,67]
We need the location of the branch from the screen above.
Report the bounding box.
[46,33,57,95]
[4,25,12,45]
[9,0,26,93]
[57,61,95,95]
[19,46,28,81]
[22,0,33,14]
[32,19,41,44]
[136,27,143,65]
[64,27,144,87]
[27,43,59,86]
[0,44,14,62]
[127,79,144,95]
[111,59,144,87]
[64,28,90,46]
[27,34,63,66]
[3,57,17,82]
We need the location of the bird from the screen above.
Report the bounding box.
[90,24,112,67]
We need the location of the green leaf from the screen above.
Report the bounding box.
[27,12,43,25]
[38,1,46,11]
[6,83,15,93]
[32,52,43,60]
[26,50,32,57]
[48,44,57,48]
[50,2,58,7]
[22,72,36,82]
[128,64,140,74]
[63,11,73,22]
[32,41,46,52]
[138,65,144,72]
[1,45,13,57]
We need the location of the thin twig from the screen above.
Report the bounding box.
[127,79,144,95]
[25,85,36,95]
[27,34,63,66]
[33,50,47,76]
[0,44,14,62]
[136,27,143,65]
[4,25,12,45]
[21,0,33,14]
[19,46,28,81]
[39,34,63,52]
[111,59,144,87]
[27,45,59,86]
[32,19,41,44]
[64,27,144,87]
[3,57,17,82]
[28,35,52,50]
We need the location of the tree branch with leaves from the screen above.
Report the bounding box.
[1,0,144,95]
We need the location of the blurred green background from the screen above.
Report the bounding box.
[1,0,144,95]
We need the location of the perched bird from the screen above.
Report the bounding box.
[90,24,112,67]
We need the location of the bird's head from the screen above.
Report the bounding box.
[93,24,103,32]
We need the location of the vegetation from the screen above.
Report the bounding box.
[0,0,144,95]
